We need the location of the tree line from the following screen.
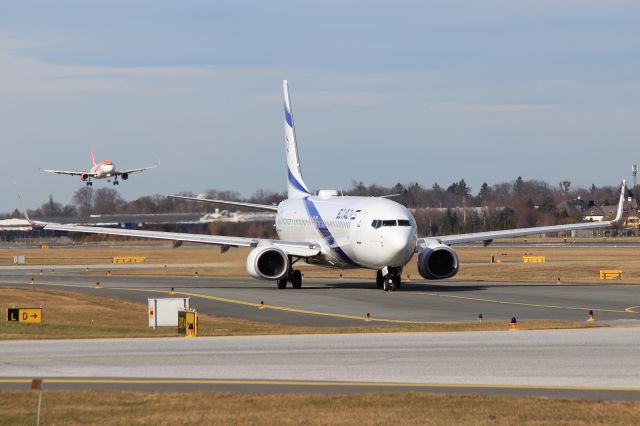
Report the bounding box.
[3,177,627,239]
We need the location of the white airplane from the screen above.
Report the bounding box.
[33,81,626,291]
[44,148,158,186]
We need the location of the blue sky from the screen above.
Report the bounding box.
[1,0,639,212]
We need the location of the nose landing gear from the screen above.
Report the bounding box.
[376,268,402,291]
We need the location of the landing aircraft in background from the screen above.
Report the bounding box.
[33,81,626,291]
[44,148,158,186]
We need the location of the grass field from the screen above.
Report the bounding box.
[2,242,640,284]
[0,288,594,340]
[1,390,639,425]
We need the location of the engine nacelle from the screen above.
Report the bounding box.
[417,243,459,280]
[246,245,289,280]
[121,172,129,180]
[80,173,89,182]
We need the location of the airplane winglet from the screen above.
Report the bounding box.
[612,180,626,223]
[14,184,32,224]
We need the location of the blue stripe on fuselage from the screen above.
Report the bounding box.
[303,197,356,266]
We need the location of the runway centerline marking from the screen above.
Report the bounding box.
[0,378,639,392]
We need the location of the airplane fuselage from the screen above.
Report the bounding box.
[91,160,116,179]
[276,195,417,270]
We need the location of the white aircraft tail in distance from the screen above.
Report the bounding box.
[44,147,158,186]
[36,81,627,291]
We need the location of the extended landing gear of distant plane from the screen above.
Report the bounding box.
[376,268,402,291]
[277,258,303,289]
[113,177,119,186]
[85,181,93,187]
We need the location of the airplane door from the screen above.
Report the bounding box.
[356,218,363,244]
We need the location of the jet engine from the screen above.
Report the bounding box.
[417,242,459,280]
[246,245,289,280]
[121,173,129,180]
[80,173,89,182]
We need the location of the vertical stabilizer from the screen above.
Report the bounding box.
[91,147,97,167]
[283,80,311,199]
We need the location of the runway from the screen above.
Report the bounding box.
[1,328,640,400]
[1,270,639,326]
[2,270,640,399]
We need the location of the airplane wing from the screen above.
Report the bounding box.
[43,169,95,177]
[169,195,279,212]
[118,164,158,175]
[36,222,319,257]
[418,181,626,248]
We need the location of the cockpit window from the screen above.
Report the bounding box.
[372,219,411,228]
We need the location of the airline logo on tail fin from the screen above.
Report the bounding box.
[91,147,97,167]
[283,80,311,198]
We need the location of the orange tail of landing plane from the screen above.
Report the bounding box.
[91,147,97,167]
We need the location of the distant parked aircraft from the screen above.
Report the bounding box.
[44,148,158,186]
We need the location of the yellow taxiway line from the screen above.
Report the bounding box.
[0,378,639,392]
[16,281,426,324]
[11,280,640,323]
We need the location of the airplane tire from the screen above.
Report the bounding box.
[376,270,384,289]
[277,277,287,289]
[291,270,302,289]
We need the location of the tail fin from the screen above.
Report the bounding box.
[91,147,97,167]
[283,80,311,199]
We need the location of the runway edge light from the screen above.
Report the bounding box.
[587,310,595,322]
[510,316,518,331]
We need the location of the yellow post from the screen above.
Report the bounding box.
[170,287,176,295]
[364,313,372,322]
[95,281,101,289]
[556,277,561,285]
[178,310,198,337]
[258,301,265,310]
[587,310,595,322]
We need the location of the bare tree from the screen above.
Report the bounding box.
[72,187,94,216]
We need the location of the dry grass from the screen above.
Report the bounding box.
[3,242,640,284]
[105,246,640,285]
[1,390,639,425]
[0,288,594,340]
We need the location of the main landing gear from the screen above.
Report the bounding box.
[277,257,303,289]
[85,181,93,187]
[376,268,402,291]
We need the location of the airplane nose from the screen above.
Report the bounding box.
[382,229,415,266]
